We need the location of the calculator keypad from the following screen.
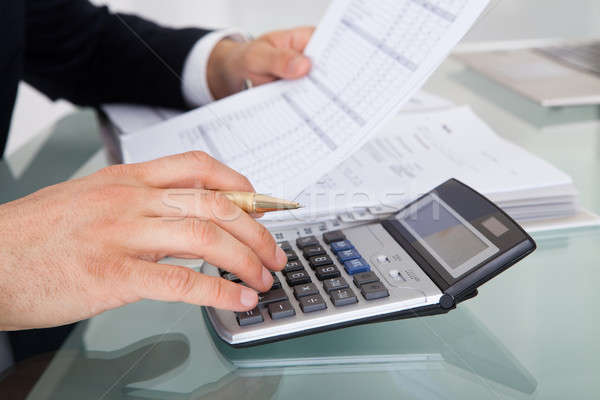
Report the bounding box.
[234,230,391,327]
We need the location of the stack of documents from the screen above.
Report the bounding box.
[101,0,597,232]
[284,106,579,225]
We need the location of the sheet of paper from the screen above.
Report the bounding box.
[262,106,574,222]
[120,0,489,197]
[102,91,453,138]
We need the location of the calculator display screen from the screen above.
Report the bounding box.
[397,194,499,278]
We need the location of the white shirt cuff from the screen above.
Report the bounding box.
[181,28,247,108]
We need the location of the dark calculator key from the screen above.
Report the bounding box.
[271,274,282,289]
[302,245,326,259]
[323,277,349,293]
[299,294,327,313]
[323,230,346,244]
[236,307,264,326]
[353,271,380,287]
[309,254,333,269]
[284,249,299,261]
[223,273,241,283]
[361,282,390,300]
[278,241,292,251]
[330,288,358,307]
[268,301,296,320]
[286,269,312,286]
[296,235,319,249]
[343,258,371,275]
[316,265,341,281]
[330,240,354,253]
[337,249,361,262]
[294,283,319,299]
[258,288,288,306]
[283,260,304,273]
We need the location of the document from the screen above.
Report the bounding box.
[103,91,453,136]
[120,0,489,198]
[262,107,576,222]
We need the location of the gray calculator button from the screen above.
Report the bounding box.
[296,236,319,249]
[294,283,319,299]
[271,274,282,290]
[316,265,341,281]
[361,282,390,300]
[236,307,263,326]
[309,254,333,269]
[286,269,312,286]
[323,277,349,293]
[278,241,292,251]
[323,230,346,244]
[302,245,326,258]
[284,249,299,261]
[353,271,380,287]
[330,288,358,307]
[300,294,327,313]
[268,301,296,320]
[258,288,287,306]
[283,260,304,273]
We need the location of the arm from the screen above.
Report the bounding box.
[23,0,207,109]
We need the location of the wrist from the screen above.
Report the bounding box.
[208,39,246,100]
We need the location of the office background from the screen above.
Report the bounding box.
[6,0,600,157]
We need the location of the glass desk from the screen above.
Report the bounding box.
[2,58,600,399]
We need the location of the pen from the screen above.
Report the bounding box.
[220,191,301,214]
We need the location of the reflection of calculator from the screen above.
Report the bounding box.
[203,179,536,346]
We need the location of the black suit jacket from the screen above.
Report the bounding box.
[0,0,209,157]
[2,0,209,363]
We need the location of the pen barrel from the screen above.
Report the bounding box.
[221,191,300,214]
[222,192,256,214]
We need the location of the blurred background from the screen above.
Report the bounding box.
[8,0,600,155]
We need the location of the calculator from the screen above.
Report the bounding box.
[203,179,536,346]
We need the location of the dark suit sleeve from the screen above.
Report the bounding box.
[23,0,209,109]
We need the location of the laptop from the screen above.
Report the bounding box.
[455,40,600,107]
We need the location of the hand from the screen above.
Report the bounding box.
[207,26,315,100]
[0,152,287,331]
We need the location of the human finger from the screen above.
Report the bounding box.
[127,218,275,292]
[125,259,259,311]
[117,151,255,192]
[145,188,286,271]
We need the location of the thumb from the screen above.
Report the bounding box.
[247,41,311,79]
[126,259,259,311]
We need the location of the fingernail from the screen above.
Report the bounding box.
[276,246,288,266]
[287,56,309,75]
[240,288,258,307]
[262,267,274,288]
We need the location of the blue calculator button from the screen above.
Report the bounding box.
[330,240,354,253]
[344,258,371,275]
[337,249,361,262]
